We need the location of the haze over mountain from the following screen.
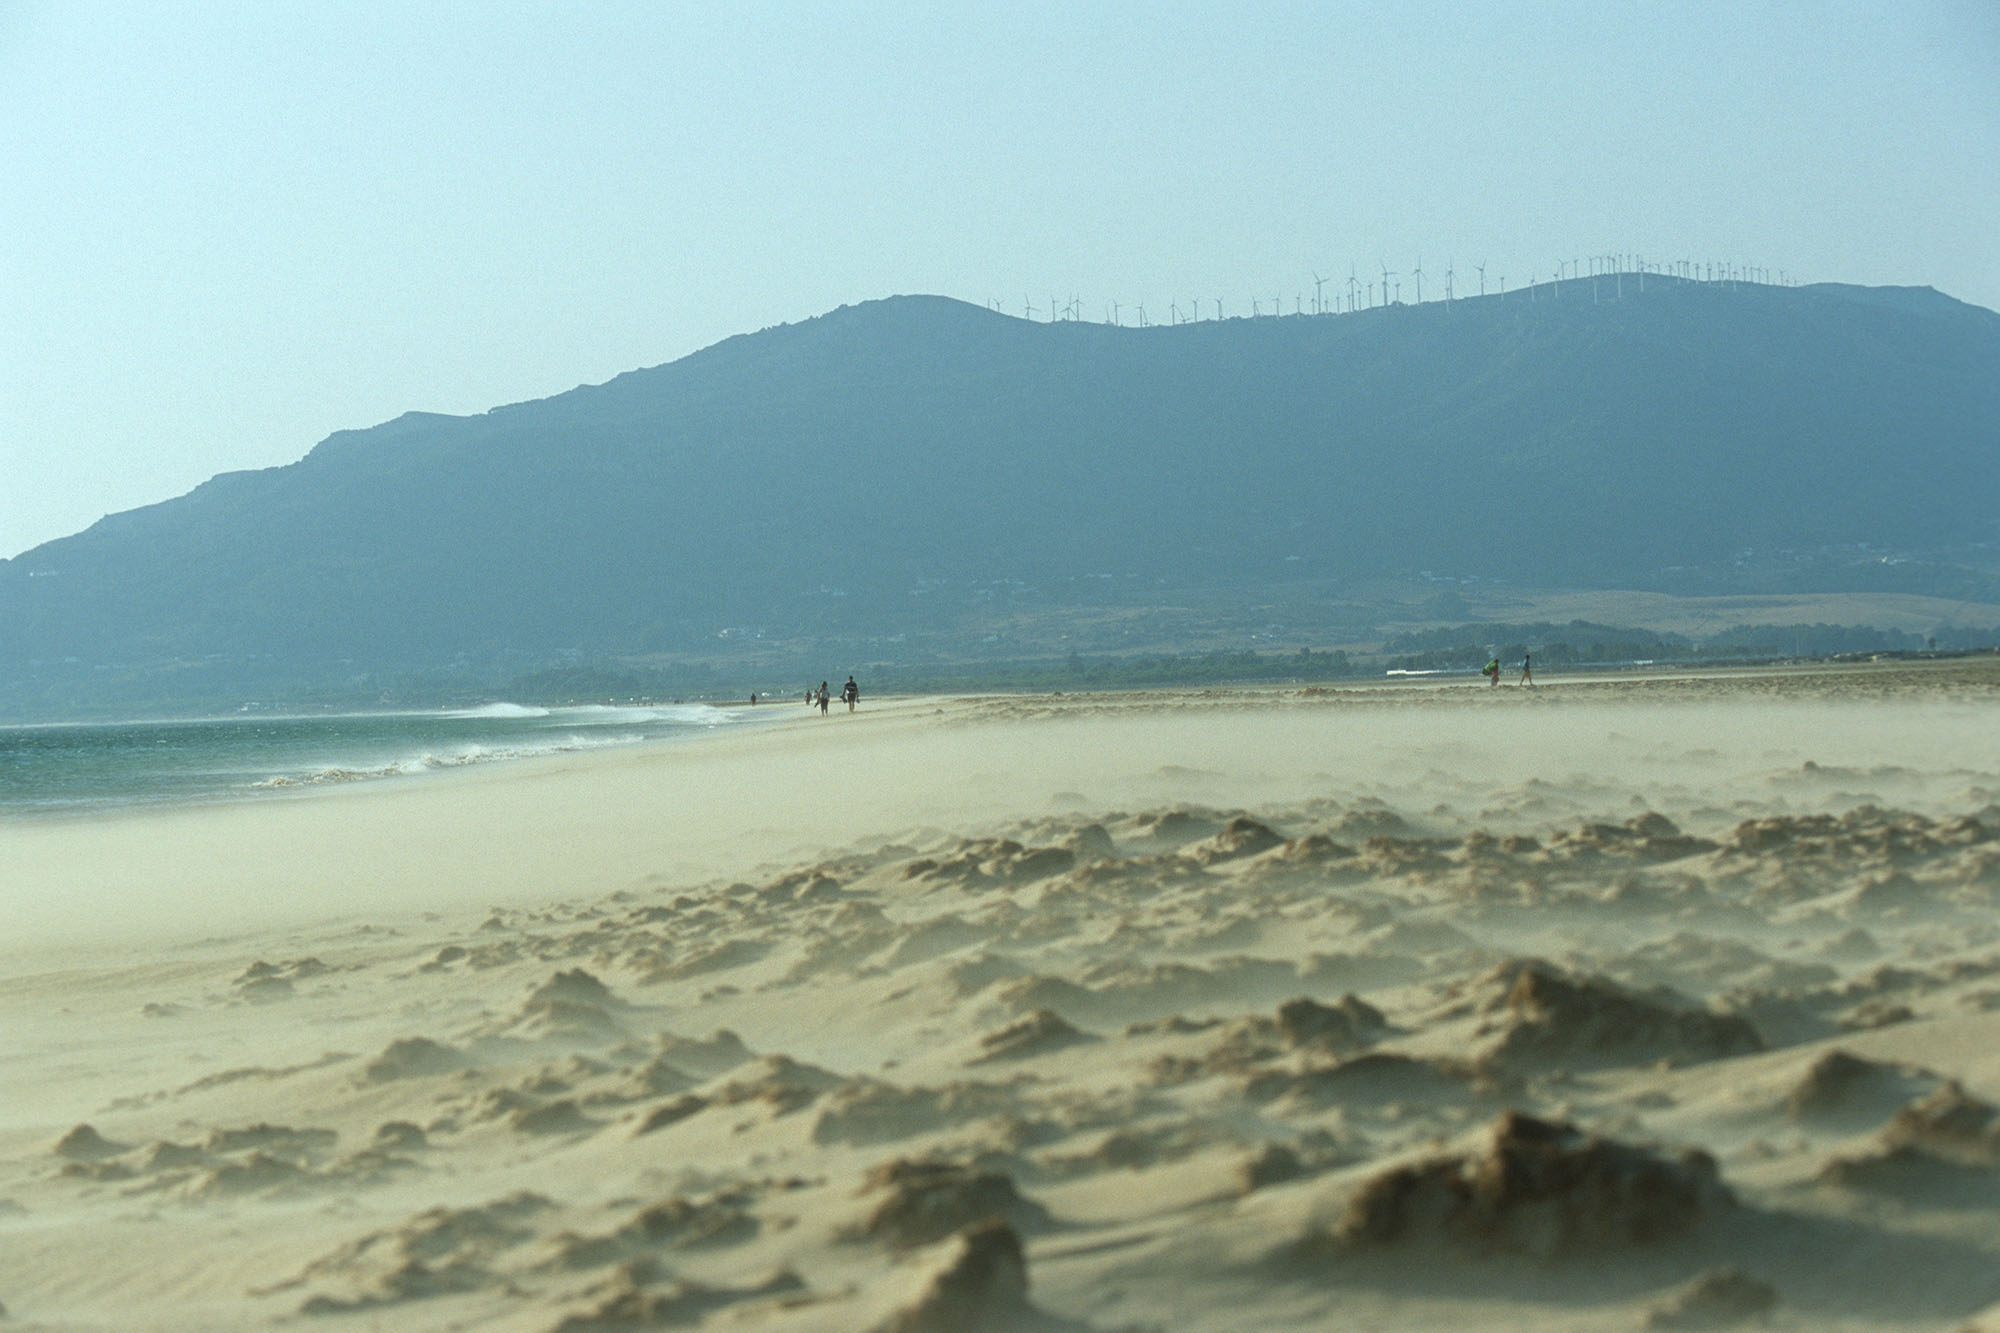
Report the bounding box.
[3,279,1996,710]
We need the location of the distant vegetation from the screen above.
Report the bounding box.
[875,647,1359,695]
[1381,620,2000,673]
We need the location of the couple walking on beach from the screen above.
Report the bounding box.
[809,677,861,714]
[1483,653,1533,686]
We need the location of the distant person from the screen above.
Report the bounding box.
[817,681,830,714]
[842,676,859,712]
[1519,652,1534,685]
[749,692,757,706]
[1483,657,1500,686]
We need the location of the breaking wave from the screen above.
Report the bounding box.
[447,702,552,720]
[4,699,769,814]
[249,732,650,789]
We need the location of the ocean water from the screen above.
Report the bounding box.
[0,701,766,816]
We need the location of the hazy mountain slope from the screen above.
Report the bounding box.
[2,281,1994,683]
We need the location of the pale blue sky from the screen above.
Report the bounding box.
[4,1,1996,558]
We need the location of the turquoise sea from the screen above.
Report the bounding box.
[0,702,765,816]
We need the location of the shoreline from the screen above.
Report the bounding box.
[5,653,1991,821]
[3,655,1991,950]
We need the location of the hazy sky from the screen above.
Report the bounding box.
[4,1,1996,559]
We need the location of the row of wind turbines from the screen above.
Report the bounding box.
[988,255,1800,326]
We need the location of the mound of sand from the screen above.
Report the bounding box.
[1644,1266,1779,1329]
[1483,961,1764,1069]
[1321,1111,1732,1258]
[874,1220,1055,1333]
[850,1159,1052,1252]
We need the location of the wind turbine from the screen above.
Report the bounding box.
[1412,257,1423,305]
[1444,261,1454,302]
[1379,261,1391,307]
[1476,261,1486,297]
[1313,272,1327,315]
[1348,265,1359,312]
[1025,296,1036,320]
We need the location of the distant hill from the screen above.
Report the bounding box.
[2,280,1996,710]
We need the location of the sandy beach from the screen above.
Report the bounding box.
[3,658,1999,1330]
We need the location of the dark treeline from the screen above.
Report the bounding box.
[1382,620,2000,672]
[874,647,1359,695]
[1703,622,1998,656]
[1384,621,1686,668]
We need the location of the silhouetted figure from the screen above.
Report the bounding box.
[842,676,859,712]
[1519,652,1534,685]
[817,682,830,714]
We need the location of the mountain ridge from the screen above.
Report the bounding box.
[4,280,1996,708]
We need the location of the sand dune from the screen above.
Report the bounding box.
[1,658,1997,1329]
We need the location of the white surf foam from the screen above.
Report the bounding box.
[248,732,652,789]
[447,702,551,719]
[549,703,734,728]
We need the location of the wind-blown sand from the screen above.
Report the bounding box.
[2,659,1998,1330]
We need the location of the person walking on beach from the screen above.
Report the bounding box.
[817,682,830,714]
[1483,657,1500,686]
[841,676,859,712]
[1519,652,1534,686]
